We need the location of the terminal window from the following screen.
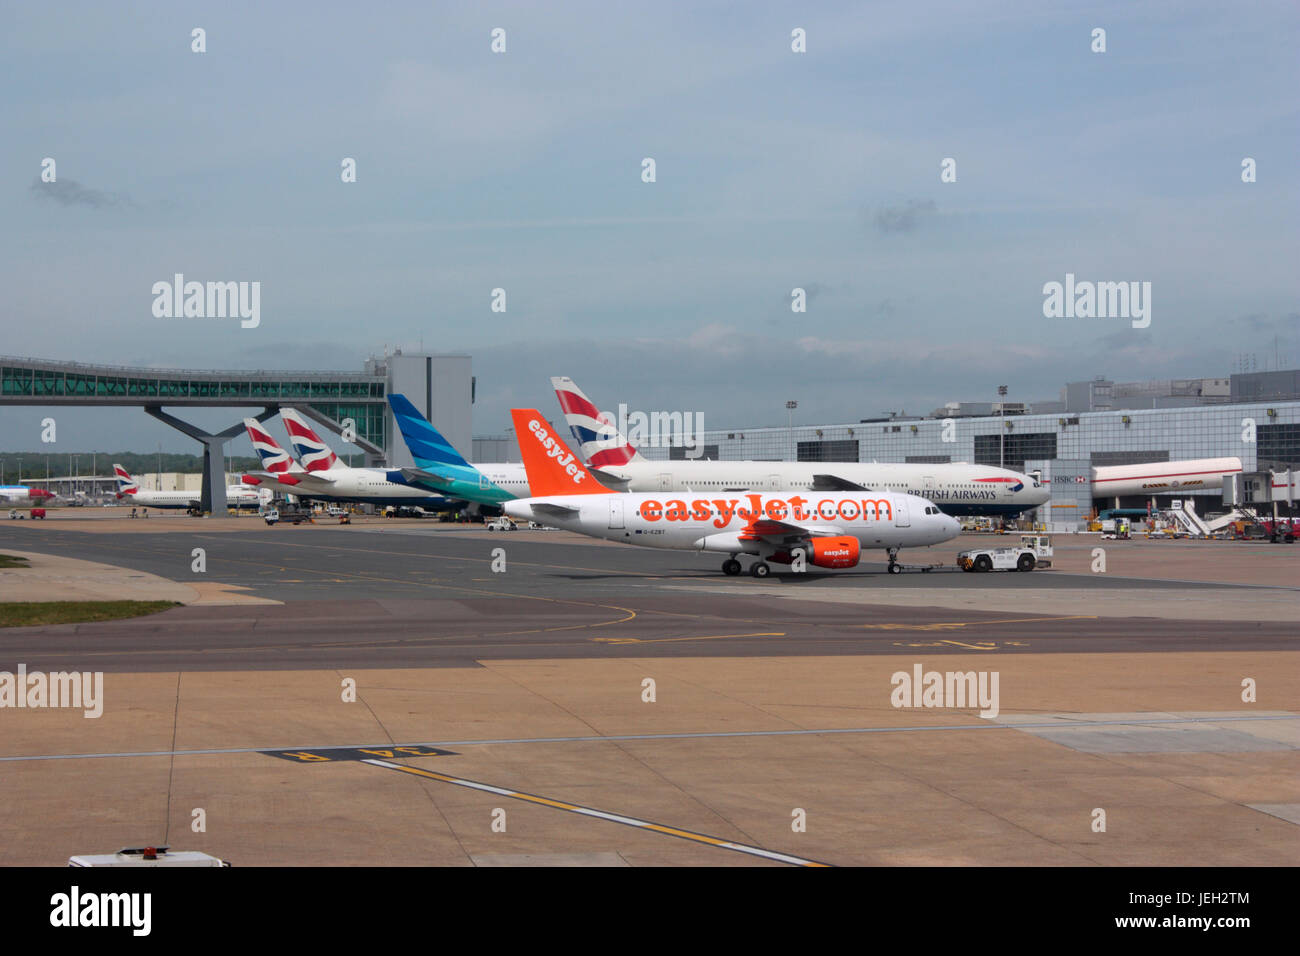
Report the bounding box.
[973,432,1057,472]
[905,455,953,464]
[669,444,720,461]
[1258,423,1300,467]
[1090,450,1170,466]
[798,439,860,462]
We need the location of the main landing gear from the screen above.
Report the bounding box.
[720,557,771,578]
[887,548,902,574]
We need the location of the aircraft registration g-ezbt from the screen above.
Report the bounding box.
[503,409,962,577]
[552,377,1049,517]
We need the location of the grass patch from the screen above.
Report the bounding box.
[0,554,31,568]
[0,601,180,628]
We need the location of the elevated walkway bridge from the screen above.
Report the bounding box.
[1,356,388,515]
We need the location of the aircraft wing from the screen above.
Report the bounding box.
[400,466,457,488]
[738,517,845,541]
[588,468,632,492]
[528,502,581,517]
[811,474,871,492]
[243,471,336,490]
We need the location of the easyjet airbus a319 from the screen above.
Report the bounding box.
[503,409,961,577]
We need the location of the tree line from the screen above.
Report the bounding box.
[0,452,262,482]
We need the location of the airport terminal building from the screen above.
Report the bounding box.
[631,370,1300,530]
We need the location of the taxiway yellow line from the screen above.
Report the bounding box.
[856,615,1097,631]
[591,631,787,645]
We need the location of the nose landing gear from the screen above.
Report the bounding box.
[887,548,902,574]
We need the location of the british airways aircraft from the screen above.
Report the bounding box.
[240,412,453,510]
[112,466,265,511]
[552,377,1049,518]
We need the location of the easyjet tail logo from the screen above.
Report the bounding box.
[528,418,587,485]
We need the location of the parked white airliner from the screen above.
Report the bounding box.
[503,409,961,577]
[0,484,56,509]
[239,411,452,510]
[552,377,1049,518]
[113,466,266,511]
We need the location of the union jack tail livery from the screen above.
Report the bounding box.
[112,464,139,497]
[242,418,304,476]
[510,408,608,497]
[551,376,646,468]
[280,408,341,472]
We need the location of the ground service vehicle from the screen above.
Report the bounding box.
[69,845,229,867]
[959,534,1054,572]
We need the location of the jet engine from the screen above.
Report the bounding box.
[771,536,860,568]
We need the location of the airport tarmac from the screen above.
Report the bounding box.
[1,513,1297,866]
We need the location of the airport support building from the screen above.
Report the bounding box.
[624,371,1300,531]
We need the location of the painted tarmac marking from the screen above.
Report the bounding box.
[268,745,456,763]
[858,615,1096,631]
[590,631,786,645]
[362,759,829,867]
[891,639,1031,650]
[5,714,1295,764]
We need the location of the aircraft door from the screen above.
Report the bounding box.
[768,473,782,491]
[923,476,935,494]
[894,499,910,527]
[609,498,625,529]
[658,473,673,492]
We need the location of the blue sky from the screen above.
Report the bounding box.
[1,0,1296,456]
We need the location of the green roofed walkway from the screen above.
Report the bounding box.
[1,356,389,516]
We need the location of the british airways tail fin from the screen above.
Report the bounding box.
[551,376,646,467]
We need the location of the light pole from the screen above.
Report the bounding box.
[997,385,1008,468]
[785,400,798,461]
